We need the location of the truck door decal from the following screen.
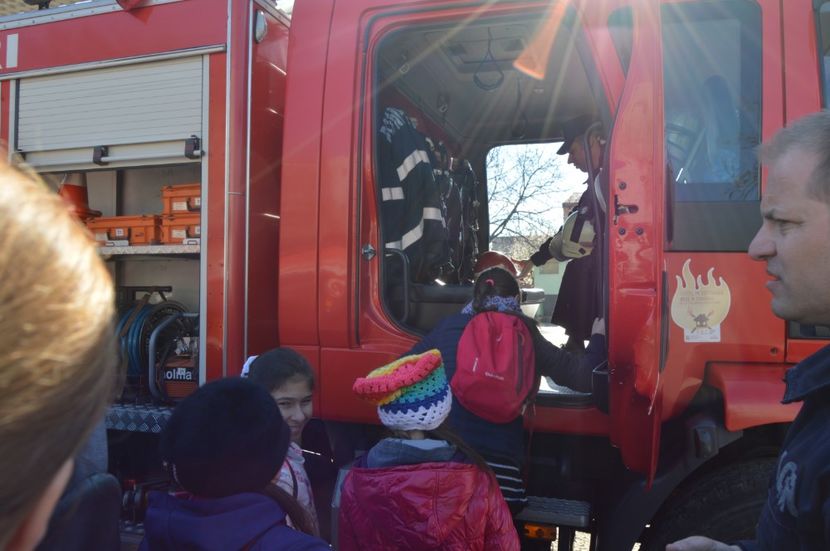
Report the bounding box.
[670,258,731,343]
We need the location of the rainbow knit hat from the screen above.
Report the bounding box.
[352,349,451,431]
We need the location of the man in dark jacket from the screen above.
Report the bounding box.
[526,115,605,351]
[667,112,830,550]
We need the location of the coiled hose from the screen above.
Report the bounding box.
[117,300,187,379]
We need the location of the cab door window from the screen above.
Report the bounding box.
[663,1,762,251]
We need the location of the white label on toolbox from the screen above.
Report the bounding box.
[94,232,108,242]
[172,229,186,239]
[194,225,201,236]
[192,197,201,208]
[172,200,188,211]
[114,228,126,237]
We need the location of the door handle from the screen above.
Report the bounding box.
[361,243,376,260]
[614,194,639,225]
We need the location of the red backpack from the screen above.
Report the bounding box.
[452,311,537,423]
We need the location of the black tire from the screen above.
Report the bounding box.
[640,457,777,551]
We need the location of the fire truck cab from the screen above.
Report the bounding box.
[280,0,828,547]
[3,0,830,549]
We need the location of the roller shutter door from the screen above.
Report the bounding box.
[16,55,203,172]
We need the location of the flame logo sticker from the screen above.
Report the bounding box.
[670,259,731,342]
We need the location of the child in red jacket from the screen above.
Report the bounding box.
[338,350,519,551]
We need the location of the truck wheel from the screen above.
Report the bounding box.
[640,457,776,551]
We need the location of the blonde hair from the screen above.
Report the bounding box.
[0,163,118,547]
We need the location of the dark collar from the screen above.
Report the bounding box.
[782,345,830,403]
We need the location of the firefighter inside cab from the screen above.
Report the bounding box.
[522,116,606,351]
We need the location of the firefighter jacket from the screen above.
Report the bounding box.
[737,344,830,551]
[338,438,518,551]
[378,107,450,282]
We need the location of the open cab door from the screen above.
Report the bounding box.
[519,0,666,482]
[528,0,667,484]
[603,3,666,483]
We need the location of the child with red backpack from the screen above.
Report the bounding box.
[406,267,606,513]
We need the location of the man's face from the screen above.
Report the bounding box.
[567,137,589,172]
[748,149,830,325]
[566,133,601,174]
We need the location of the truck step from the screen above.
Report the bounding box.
[515,496,591,528]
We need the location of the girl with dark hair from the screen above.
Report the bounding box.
[247,348,321,537]
[408,266,606,513]
[469,264,522,312]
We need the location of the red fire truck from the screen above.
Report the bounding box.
[3,0,830,549]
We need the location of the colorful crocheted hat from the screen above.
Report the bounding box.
[352,349,451,431]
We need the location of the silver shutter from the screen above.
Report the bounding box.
[16,56,203,172]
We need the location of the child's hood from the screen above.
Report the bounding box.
[141,491,289,550]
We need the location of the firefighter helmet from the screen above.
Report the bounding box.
[473,250,519,277]
[549,209,595,260]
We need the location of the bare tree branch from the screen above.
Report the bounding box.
[487,144,570,250]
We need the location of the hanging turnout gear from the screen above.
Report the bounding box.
[378,107,450,283]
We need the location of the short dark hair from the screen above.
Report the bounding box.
[760,110,830,202]
[248,347,315,393]
[159,377,290,498]
[471,267,520,312]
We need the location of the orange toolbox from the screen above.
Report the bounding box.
[161,183,201,215]
[158,356,198,400]
[86,215,161,245]
[160,213,201,244]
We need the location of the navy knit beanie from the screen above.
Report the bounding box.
[159,377,290,498]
